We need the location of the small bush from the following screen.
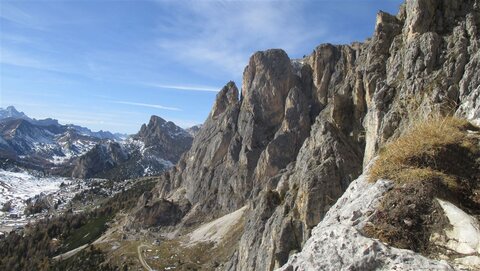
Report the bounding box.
[1,201,12,212]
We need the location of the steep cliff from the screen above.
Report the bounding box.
[130,0,480,270]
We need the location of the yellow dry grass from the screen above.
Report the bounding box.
[369,117,478,187]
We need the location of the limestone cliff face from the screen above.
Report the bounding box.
[133,0,480,270]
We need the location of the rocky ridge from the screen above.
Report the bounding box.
[128,0,480,270]
[71,115,193,180]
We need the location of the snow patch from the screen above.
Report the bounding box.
[0,170,70,214]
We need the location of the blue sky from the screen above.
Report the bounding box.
[0,0,403,134]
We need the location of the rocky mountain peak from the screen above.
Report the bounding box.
[185,124,203,137]
[136,115,189,138]
[134,115,192,163]
[71,116,193,180]
[241,49,295,127]
[147,115,167,127]
[137,115,190,142]
[404,0,480,38]
[211,81,239,118]
[0,106,29,120]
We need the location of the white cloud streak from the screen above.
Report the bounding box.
[0,49,62,72]
[111,101,181,111]
[146,83,219,92]
[0,3,48,30]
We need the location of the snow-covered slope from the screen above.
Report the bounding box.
[0,107,192,181]
[0,118,101,168]
[0,169,71,214]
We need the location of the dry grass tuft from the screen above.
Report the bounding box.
[364,117,480,254]
[369,117,479,186]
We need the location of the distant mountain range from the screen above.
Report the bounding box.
[71,115,193,180]
[0,106,126,140]
[0,106,195,180]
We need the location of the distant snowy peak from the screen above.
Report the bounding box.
[186,124,203,137]
[0,106,59,127]
[0,117,101,168]
[0,111,113,169]
[0,108,191,179]
[0,106,30,120]
[64,124,126,141]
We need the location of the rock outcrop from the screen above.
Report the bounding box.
[131,0,480,270]
[70,142,129,179]
[278,175,456,271]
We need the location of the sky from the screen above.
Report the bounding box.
[0,0,403,134]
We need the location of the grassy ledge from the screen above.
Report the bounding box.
[369,117,479,188]
[364,116,480,256]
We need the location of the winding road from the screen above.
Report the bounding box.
[137,244,153,271]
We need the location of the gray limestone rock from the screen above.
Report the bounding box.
[278,176,456,271]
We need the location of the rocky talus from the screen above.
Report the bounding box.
[131,0,480,270]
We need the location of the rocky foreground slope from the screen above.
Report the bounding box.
[121,0,480,270]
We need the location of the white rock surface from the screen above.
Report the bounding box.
[437,199,480,255]
[278,175,456,271]
[434,199,480,270]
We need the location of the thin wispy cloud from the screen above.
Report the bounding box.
[0,49,61,72]
[111,101,181,111]
[153,1,327,78]
[146,83,219,92]
[0,3,47,30]
[0,33,35,45]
